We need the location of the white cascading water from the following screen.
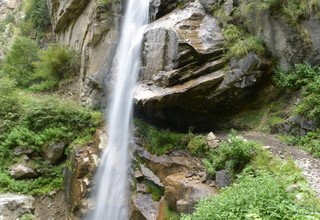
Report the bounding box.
[91,0,149,219]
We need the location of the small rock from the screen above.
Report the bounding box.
[9,163,38,179]
[216,169,232,189]
[135,170,144,180]
[185,171,195,178]
[207,132,219,148]
[22,155,30,161]
[42,142,68,164]
[140,164,164,187]
[176,199,192,214]
[262,146,271,150]
[198,172,206,177]
[136,183,147,193]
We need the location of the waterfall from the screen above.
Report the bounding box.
[90,0,149,219]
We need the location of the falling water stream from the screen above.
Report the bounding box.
[91,0,149,219]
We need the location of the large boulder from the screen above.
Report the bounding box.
[134,1,271,129]
[164,172,218,214]
[0,194,35,220]
[136,145,203,183]
[42,142,68,164]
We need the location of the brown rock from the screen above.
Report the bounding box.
[164,172,218,214]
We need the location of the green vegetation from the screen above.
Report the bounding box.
[230,98,288,132]
[165,208,180,220]
[243,0,320,25]
[183,144,320,220]
[134,119,208,156]
[0,77,102,195]
[273,63,320,157]
[31,44,80,91]
[222,24,265,59]
[0,37,80,91]
[203,131,259,178]
[146,180,164,201]
[0,37,38,87]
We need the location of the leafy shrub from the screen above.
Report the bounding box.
[203,131,259,178]
[0,37,38,87]
[222,25,265,59]
[187,135,208,157]
[274,63,320,121]
[146,180,164,201]
[31,45,80,91]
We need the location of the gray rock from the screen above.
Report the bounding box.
[131,193,159,220]
[42,142,67,164]
[13,147,34,156]
[273,115,317,136]
[0,194,35,220]
[216,169,232,189]
[140,164,164,187]
[135,144,203,183]
[9,163,38,179]
[134,1,271,129]
[247,9,320,69]
[135,170,144,180]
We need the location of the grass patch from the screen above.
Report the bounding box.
[134,119,208,157]
[146,180,164,202]
[242,0,320,26]
[231,98,288,132]
[222,24,265,59]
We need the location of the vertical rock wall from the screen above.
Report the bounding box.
[48,0,123,107]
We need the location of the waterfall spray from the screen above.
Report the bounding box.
[90,0,149,219]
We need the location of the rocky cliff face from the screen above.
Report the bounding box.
[135,1,271,129]
[49,1,320,124]
[48,0,123,107]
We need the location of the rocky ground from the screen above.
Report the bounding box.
[242,132,320,198]
[0,191,66,220]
